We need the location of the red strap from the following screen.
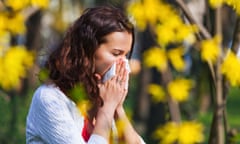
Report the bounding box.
[82,119,90,142]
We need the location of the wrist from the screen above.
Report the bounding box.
[93,106,114,139]
[98,104,115,120]
[115,106,126,119]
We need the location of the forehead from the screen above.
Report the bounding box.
[101,31,133,51]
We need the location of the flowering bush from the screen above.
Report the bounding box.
[128,0,240,143]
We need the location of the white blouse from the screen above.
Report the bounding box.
[26,84,107,144]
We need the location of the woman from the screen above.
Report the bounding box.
[26,6,145,144]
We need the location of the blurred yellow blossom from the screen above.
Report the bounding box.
[0,13,8,30]
[209,0,224,8]
[77,100,91,117]
[143,0,162,25]
[157,1,178,22]
[7,13,26,34]
[31,0,49,9]
[143,47,168,72]
[70,83,90,116]
[0,46,34,90]
[225,0,240,15]
[127,1,147,30]
[0,12,26,35]
[115,119,127,138]
[221,50,240,86]
[156,23,176,47]
[128,0,197,46]
[153,121,204,144]
[167,78,194,102]
[5,0,30,11]
[176,24,198,44]
[153,122,179,144]
[168,47,186,72]
[156,13,197,47]
[5,0,49,11]
[0,31,11,53]
[209,0,240,15]
[148,84,166,103]
[178,121,205,144]
[127,0,168,30]
[201,35,221,63]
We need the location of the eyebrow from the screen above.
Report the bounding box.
[113,48,123,52]
[113,48,129,53]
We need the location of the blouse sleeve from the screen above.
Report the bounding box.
[139,135,146,144]
[28,86,108,144]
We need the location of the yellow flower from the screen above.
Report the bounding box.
[143,47,168,72]
[0,46,34,90]
[221,50,240,86]
[127,1,147,30]
[153,122,179,144]
[127,0,197,46]
[167,78,194,102]
[156,16,197,47]
[0,13,8,30]
[178,121,204,144]
[71,83,90,116]
[127,0,172,30]
[168,47,186,72]
[157,1,178,22]
[153,121,204,144]
[0,31,11,55]
[115,119,127,138]
[7,13,26,34]
[77,100,91,117]
[209,0,224,8]
[176,24,198,44]
[5,0,30,11]
[225,0,240,15]
[143,0,162,25]
[201,35,221,63]
[156,24,176,47]
[148,84,166,103]
[31,0,49,9]
[0,12,26,35]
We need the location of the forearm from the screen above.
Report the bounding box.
[115,107,144,144]
[92,105,114,141]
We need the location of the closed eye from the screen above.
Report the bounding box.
[112,52,122,56]
[112,49,130,57]
[112,49,123,56]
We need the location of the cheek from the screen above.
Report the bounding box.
[95,57,115,76]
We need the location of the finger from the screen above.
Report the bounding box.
[122,69,127,82]
[119,61,125,76]
[121,69,128,88]
[115,59,121,75]
[115,60,123,83]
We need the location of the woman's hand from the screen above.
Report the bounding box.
[92,59,128,139]
[97,59,128,110]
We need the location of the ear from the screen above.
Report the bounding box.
[94,73,102,83]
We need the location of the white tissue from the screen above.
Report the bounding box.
[102,63,116,83]
[102,59,131,89]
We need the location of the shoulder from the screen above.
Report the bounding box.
[29,84,74,116]
[33,84,69,105]
[28,84,83,122]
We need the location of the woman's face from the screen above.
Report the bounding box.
[94,31,132,76]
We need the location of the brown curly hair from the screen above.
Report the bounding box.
[45,6,135,106]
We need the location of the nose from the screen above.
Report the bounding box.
[119,56,126,60]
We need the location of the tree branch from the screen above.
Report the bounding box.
[175,0,212,39]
